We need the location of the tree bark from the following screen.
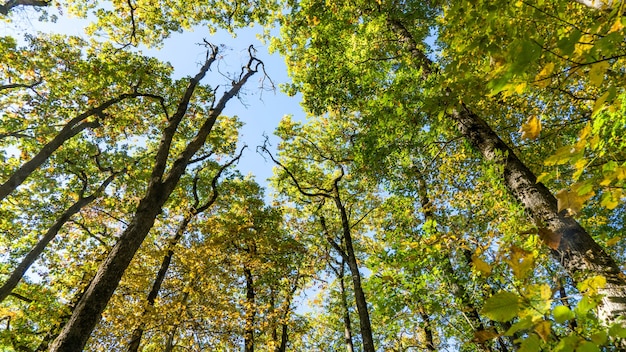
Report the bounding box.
[0,0,49,15]
[453,105,626,324]
[49,47,259,351]
[244,266,256,352]
[389,17,626,327]
[332,188,375,352]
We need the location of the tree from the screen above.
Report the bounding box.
[265,113,382,352]
[274,0,626,348]
[48,43,263,351]
[3,0,626,350]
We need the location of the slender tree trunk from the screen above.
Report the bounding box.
[126,150,240,351]
[417,303,436,351]
[49,48,259,351]
[333,191,375,352]
[244,266,256,352]
[0,172,117,302]
[125,215,192,352]
[390,17,626,327]
[279,322,289,352]
[338,261,356,352]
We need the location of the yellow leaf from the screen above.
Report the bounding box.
[535,62,555,88]
[536,172,552,183]
[534,320,551,342]
[609,18,624,33]
[601,189,622,210]
[472,328,499,343]
[506,245,535,279]
[519,115,541,140]
[592,90,610,115]
[578,275,606,295]
[589,61,609,86]
[606,237,620,246]
[556,187,593,215]
[472,254,492,275]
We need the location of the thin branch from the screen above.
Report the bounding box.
[258,143,333,198]
[0,80,42,92]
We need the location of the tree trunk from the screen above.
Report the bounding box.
[126,154,236,351]
[338,261,356,352]
[390,17,626,327]
[244,266,256,352]
[126,215,192,352]
[453,105,626,324]
[49,48,259,351]
[333,191,375,352]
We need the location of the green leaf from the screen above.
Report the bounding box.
[609,323,626,338]
[519,333,542,352]
[506,316,534,336]
[482,291,520,322]
[575,341,600,352]
[553,305,574,324]
[588,61,609,86]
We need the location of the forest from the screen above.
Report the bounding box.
[1,0,626,351]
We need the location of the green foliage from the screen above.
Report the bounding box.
[2,0,626,350]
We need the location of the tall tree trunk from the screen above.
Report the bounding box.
[126,153,239,351]
[49,47,259,351]
[244,266,256,352]
[337,260,356,352]
[333,189,375,352]
[264,146,375,351]
[417,303,436,351]
[453,105,626,324]
[125,216,192,352]
[390,17,626,327]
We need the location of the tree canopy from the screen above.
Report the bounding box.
[1,0,626,351]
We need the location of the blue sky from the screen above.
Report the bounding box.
[1,10,306,187]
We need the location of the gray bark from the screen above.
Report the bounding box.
[0,0,49,15]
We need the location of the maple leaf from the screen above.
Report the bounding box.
[519,115,541,140]
[556,187,594,215]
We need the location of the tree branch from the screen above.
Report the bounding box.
[0,0,49,15]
